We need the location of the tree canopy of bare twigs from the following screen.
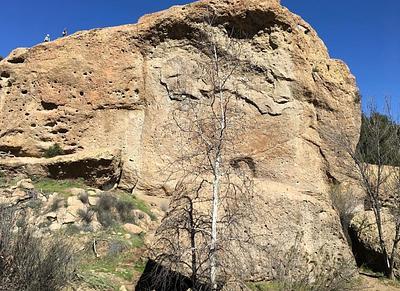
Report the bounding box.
[328,98,400,279]
[147,22,260,291]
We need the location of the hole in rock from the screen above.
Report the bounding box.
[0,145,23,156]
[230,156,256,176]
[47,158,119,188]
[0,71,10,78]
[135,259,215,291]
[349,226,388,274]
[57,128,69,134]
[7,56,25,64]
[41,101,59,110]
[45,121,57,127]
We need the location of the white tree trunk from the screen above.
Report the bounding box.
[210,42,227,290]
[210,154,221,290]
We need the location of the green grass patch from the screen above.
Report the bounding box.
[109,225,145,248]
[33,178,87,197]
[78,238,142,283]
[76,271,116,291]
[0,174,20,188]
[117,192,156,221]
[247,282,284,291]
[133,259,147,273]
[360,264,385,278]
[69,221,146,289]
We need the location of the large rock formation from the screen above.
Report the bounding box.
[0,0,361,282]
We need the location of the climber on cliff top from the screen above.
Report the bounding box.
[62,28,67,37]
[44,34,50,42]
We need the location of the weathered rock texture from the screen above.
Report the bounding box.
[0,149,121,188]
[0,0,361,281]
[350,210,399,276]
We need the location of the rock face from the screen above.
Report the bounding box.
[0,0,361,281]
[350,210,398,275]
[0,149,121,188]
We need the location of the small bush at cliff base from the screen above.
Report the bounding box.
[44,143,64,158]
[267,235,358,291]
[0,207,75,290]
[94,193,150,227]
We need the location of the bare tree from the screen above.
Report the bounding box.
[330,98,400,279]
[146,22,259,290]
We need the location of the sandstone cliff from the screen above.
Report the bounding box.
[0,0,361,282]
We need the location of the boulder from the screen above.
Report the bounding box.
[350,209,399,276]
[123,223,144,235]
[66,196,86,215]
[16,179,35,190]
[0,150,122,188]
[88,196,99,206]
[0,0,361,281]
[12,188,30,201]
[69,188,86,197]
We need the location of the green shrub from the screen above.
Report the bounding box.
[26,199,43,213]
[94,193,136,226]
[116,199,136,223]
[48,197,65,212]
[33,178,86,197]
[267,234,357,291]
[93,192,154,227]
[77,208,94,224]
[0,207,75,290]
[78,192,89,204]
[95,193,117,228]
[329,185,358,244]
[65,224,81,235]
[44,143,64,158]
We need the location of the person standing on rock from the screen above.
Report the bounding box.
[62,28,67,37]
[44,34,50,42]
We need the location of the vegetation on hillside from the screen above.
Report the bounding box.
[356,111,400,166]
[0,207,75,290]
[44,143,64,158]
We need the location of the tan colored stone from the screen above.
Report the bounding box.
[12,188,29,200]
[88,196,99,206]
[16,179,35,190]
[132,209,152,229]
[49,222,62,232]
[46,212,58,220]
[0,150,121,188]
[123,223,144,235]
[87,190,97,196]
[69,188,86,196]
[0,0,361,281]
[350,209,400,276]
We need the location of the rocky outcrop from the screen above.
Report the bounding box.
[0,0,361,282]
[350,210,397,275]
[0,177,157,235]
[0,149,121,188]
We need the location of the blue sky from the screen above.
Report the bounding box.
[1,0,398,112]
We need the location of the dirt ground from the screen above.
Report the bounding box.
[360,275,400,291]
